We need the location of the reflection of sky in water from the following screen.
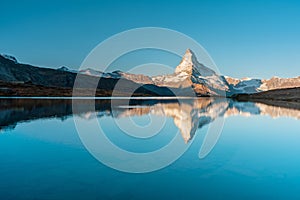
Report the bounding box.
[101,116,178,153]
[0,100,300,199]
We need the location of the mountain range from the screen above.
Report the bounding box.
[0,50,299,99]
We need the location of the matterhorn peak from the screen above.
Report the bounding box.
[175,49,198,74]
[175,49,216,77]
[184,48,195,57]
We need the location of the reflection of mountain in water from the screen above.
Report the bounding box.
[0,98,299,142]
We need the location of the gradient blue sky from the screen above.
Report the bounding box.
[0,0,299,78]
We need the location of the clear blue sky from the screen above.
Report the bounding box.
[0,0,299,78]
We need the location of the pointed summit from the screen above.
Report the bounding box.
[175,49,198,74]
[184,48,194,56]
[184,48,198,59]
[175,49,215,77]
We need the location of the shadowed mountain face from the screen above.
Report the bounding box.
[0,55,176,97]
[1,98,299,143]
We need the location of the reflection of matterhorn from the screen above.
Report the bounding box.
[1,98,299,156]
[91,98,300,143]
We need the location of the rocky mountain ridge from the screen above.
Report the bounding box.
[0,49,299,97]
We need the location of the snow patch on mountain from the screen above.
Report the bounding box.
[225,75,300,94]
[1,54,18,63]
[259,76,300,91]
[230,78,263,94]
[79,68,121,78]
[57,66,77,73]
[152,72,188,83]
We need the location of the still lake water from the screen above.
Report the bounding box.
[0,98,300,199]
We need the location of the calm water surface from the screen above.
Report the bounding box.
[0,98,300,199]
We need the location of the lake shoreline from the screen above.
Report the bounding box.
[1,81,300,110]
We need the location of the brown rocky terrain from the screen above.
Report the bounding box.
[260,76,300,91]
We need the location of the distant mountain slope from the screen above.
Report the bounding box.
[260,76,300,91]
[0,54,77,88]
[225,76,300,94]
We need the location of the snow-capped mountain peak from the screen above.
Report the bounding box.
[175,49,216,77]
[175,49,196,73]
